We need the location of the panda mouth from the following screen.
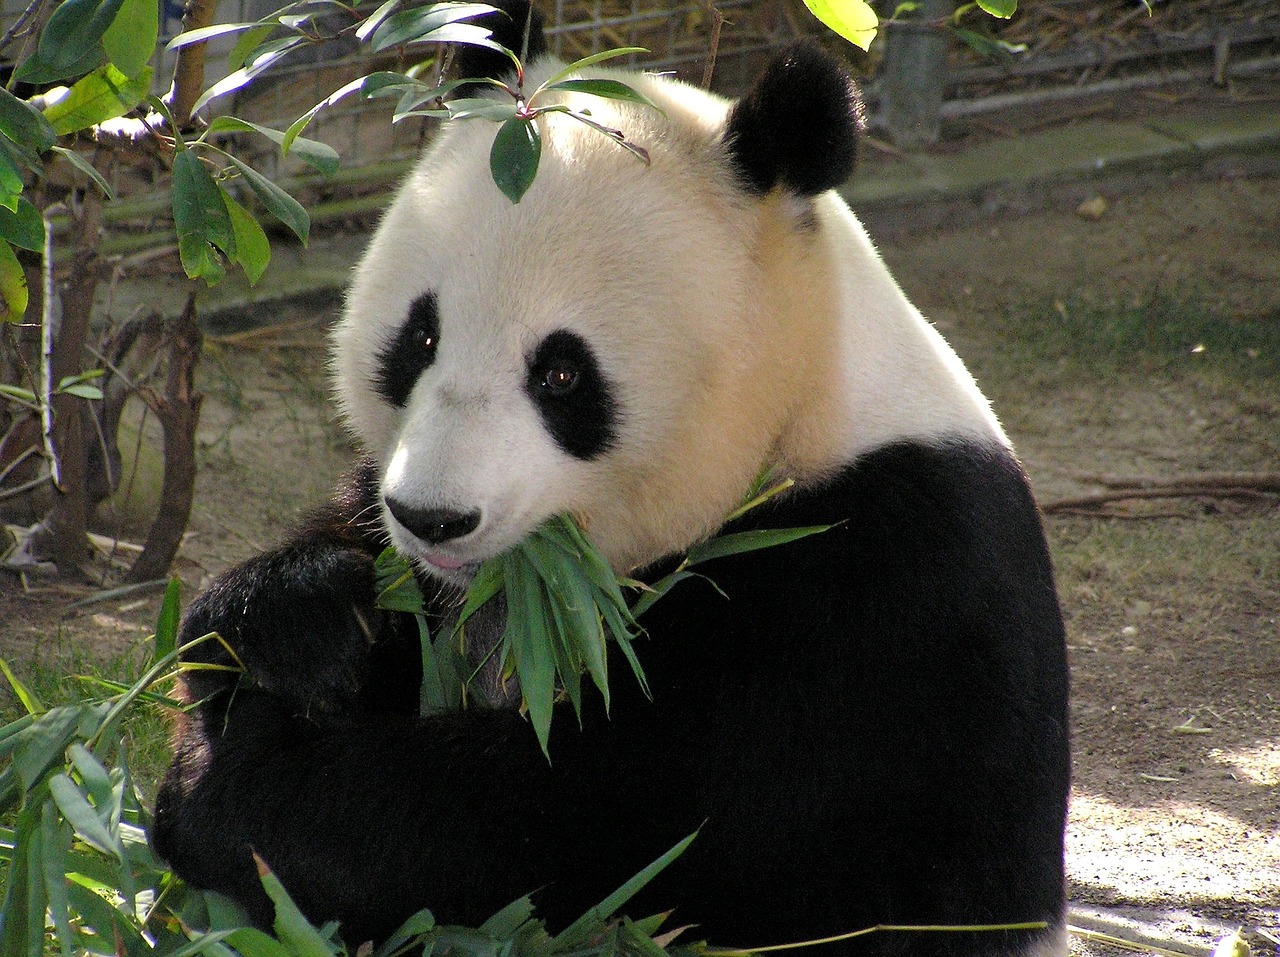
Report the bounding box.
[423,551,470,572]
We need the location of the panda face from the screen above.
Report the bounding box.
[332,53,1004,583]
[332,80,783,581]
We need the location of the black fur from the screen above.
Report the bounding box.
[152,439,1069,955]
[373,292,440,408]
[725,43,863,196]
[525,329,617,460]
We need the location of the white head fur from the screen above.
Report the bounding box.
[331,56,1004,580]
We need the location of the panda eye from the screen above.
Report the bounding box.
[540,364,580,395]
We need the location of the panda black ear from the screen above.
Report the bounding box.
[452,0,548,85]
[724,43,864,197]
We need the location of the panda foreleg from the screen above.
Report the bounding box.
[174,455,423,717]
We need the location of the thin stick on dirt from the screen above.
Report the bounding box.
[1077,472,1280,492]
[1039,481,1280,511]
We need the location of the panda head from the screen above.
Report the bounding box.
[331,29,864,583]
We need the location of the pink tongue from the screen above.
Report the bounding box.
[428,553,466,570]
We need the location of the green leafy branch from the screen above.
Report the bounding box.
[377,473,831,758]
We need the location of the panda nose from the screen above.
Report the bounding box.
[385,498,481,545]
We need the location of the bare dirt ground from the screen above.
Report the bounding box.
[2,169,1277,954]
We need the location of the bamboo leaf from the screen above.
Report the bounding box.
[0,658,44,715]
[154,578,182,665]
[685,525,832,567]
[552,831,697,949]
[504,552,556,759]
[254,853,335,957]
[48,773,122,860]
[40,800,74,957]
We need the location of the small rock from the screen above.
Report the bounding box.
[1077,195,1108,220]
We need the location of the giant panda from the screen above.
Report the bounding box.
[152,6,1071,955]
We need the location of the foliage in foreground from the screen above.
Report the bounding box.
[0,581,1057,957]
[0,580,711,957]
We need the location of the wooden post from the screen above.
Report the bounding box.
[882,0,952,148]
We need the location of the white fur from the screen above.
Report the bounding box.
[331,59,1008,578]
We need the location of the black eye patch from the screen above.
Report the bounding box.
[373,292,440,408]
[526,330,617,460]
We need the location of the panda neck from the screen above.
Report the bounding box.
[774,193,1009,479]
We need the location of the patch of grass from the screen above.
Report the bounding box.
[971,292,1279,387]
[0,629,172,803]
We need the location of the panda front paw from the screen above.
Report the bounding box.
[180,543,390,714]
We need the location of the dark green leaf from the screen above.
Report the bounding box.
[223,190,271,285]
[102,0,158,77]
[0,88,56,155]
[154,578,181,665]
[478,895,536,939]
[0,238,28,323]
[12,706,83,795]
[223,154,310,245]
[0,198,45,252]
[504,550,555,758]
[374,547,426,612]
[489,117,540,204]
[369,2,497,52]
[15,0,126,84]
[0,148,25,211]
[418,616,463,716]
[952,27,1023,59]
[543,78,657,109]
[172,150,231,285]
